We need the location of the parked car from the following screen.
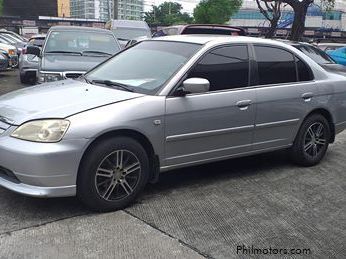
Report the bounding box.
[27,26,121,83]
[105,20,151,48]
[0,29,27,42]
[282,41,346,76]
[153,24,247,37]
[0,52,9,71]
[0,42,18,68]
[326,47,346,66]
[19,34,46,84]
[317,42,345,52]
[0,36,346,211]
[0,32,26,55]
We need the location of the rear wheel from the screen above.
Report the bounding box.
[77,137,150,211]
[290,114,330,166]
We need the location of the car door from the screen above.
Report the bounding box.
[252,44,317,150]
[163,45,256,168]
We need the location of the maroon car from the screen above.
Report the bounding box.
[153,24,247,37]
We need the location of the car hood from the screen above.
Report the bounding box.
[0,79,143,125]
[41,54,109,72]
[321,63,346,76]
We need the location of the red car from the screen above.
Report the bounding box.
[153,24,246,37]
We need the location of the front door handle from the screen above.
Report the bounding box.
[302,92,314,102]
[236,100,252,110]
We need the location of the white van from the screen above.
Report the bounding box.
[105,20,151,48]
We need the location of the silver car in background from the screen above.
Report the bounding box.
[0,36,346,211]
[19,34,46,84]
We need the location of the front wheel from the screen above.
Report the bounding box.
[77,137,150,211]
[290,114,330,166]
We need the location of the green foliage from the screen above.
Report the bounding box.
[0,0,3,16]
[144,2,193,26]
[193,0,242,24]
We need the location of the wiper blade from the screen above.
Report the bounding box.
[82,50,112,56]
[92,80,134,92]
[46,50,82,55]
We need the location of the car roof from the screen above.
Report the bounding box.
[151,35,292,48]
[49,26,112,34]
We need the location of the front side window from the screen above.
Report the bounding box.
[187,45,249,92]
[255,46,296,85]
[86,41,201,95]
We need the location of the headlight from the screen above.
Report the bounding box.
[8,49,16,56]
[38,72,62,83]
[11,120,70,143]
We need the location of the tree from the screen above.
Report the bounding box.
[0,0,3,16]
[193,0,242,24]
[256,0,282,38]
[144,2,193,26]
[282,0,334,41]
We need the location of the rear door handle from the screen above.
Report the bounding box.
[236,100,252,110]
[302,92,314,102]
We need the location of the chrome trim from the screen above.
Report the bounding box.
[0,176,76,197]
[255,118,300,129]
[161,144,292,172]
[166,125,254,142]
[62,71,85,79]
[165,143,252,161]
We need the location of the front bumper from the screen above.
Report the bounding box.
[0,133,89,198]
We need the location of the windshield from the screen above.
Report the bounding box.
[85,41,201,94]
[112,28,150,40]
[44,31,120,55]
[295,45,335,64]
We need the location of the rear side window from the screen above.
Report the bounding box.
[188,45,249,91]
[296,58,313,81]
[255,46,296,85]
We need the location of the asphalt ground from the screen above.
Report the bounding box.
[0,70,345,258]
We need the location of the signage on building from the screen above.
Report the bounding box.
[304,30,315,36]
[331,31,341,37]
[23,20,36,26]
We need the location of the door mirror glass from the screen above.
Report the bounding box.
[26,45,41,57]
[182,78,210,94]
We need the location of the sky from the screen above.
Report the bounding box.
[143,0,201,14]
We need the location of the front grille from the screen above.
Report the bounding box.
[0,166,20,184]
[65,73,83,79]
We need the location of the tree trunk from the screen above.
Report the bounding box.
[289,3,309,41]
[266,18,279,38]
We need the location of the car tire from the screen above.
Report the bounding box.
[20,72,36,85]
[20,73,28,84]
[290,114,330,166]
[77,136,150,212]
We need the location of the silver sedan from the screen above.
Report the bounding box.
[1,36,346,211]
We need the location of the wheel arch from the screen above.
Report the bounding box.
[78,129,160,183]
[303,108,335,143]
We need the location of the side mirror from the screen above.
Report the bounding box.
[26,45,41,57]
[179,78,210,95]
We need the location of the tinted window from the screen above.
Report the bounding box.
[294,45,335,64]
[188,45,249,91]
[255,46,296,85]
[296,58,313,81]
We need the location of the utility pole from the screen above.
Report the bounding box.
[114,0,118,19]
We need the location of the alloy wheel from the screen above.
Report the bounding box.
[95,150,141,201]
[303,122,327,158]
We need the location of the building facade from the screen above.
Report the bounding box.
[115,0,144,20]
[2,0,58,18]
[58,0,71,17]
[229,0,346,36]
[70,0,114,21]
